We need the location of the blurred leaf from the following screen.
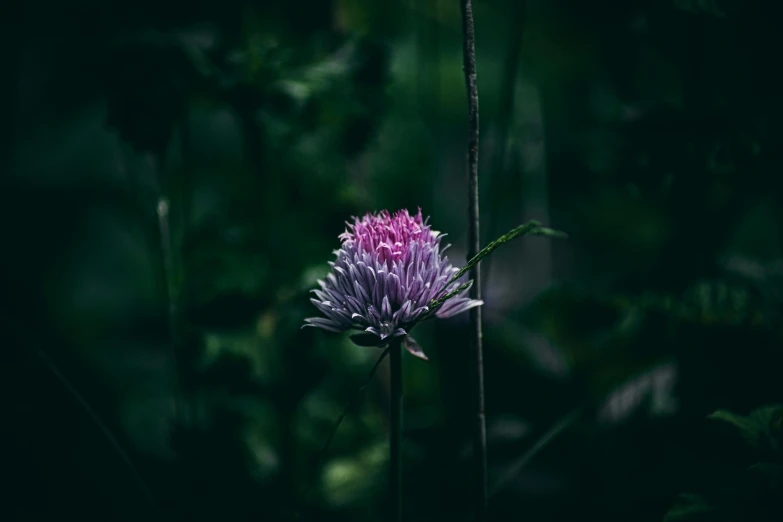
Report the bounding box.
[708,405,783,451]
[664,494,718,522]
[665,405,783,522]
[321,442,385,508]
[598,361,679,423]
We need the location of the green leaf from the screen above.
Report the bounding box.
[708,405,783,450]
[425,281,472,316]
[528,226,569,239]
[709,410,763,444]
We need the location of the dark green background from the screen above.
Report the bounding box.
[3,1,782,521]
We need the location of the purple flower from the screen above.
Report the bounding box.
[304,208,483,354]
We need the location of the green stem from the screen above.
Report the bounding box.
[389,339,403,522]
[157,196,180,424]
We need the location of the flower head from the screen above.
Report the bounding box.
[304,208,483,350]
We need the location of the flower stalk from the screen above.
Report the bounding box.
[389,338,403,522]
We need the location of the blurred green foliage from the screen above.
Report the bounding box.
[3,0,783,521]
[665,405,783,522]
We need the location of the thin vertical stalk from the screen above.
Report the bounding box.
[155,118,192,430]
[459,1,488,521]
[157,195,180,424]
[154,124,187,428]
[389,339,403,522]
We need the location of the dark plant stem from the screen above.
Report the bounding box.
[389,339,403,522]
[459,0,487,520]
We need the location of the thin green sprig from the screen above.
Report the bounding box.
[427,220,566,314]
[426,281,473,317]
